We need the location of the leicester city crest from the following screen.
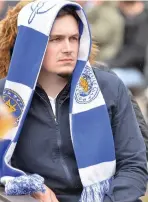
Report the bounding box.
[75,66,99,104]
[2,89,24,126]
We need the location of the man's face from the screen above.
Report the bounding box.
[42,14,79,77]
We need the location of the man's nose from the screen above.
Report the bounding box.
[62,39,72,53]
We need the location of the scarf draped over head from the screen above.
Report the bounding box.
[0,0,116,201]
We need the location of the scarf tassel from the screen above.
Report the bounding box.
[79,179,111,202]
[4,174,45,195]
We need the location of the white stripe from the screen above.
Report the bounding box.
[4,142,17,165]
[18,0,84,37]
[72,63,105,114]
[5,80,32,106]
[76,10,91,61]
[69,113,74,144]
[3,127,18,140]
[1,176,15,185]
[2,81,32,176]
[79,160,116,186]
[72,91,105,114]
[3,142,26,177]
[3,81,32,142]
[18,0,60,36]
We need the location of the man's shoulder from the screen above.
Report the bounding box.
[93,66,122,90]
[0,77,6,94]
[92,66,127,105]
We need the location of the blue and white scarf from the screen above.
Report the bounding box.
[0,0,116,201]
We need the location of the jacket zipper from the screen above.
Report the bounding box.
[35,90,74,186]
[55,99,74,186]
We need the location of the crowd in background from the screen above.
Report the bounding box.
[1,0,148,119]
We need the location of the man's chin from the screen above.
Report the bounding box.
[57,68,74,78]
[57,72,72,79]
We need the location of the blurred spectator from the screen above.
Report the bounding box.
[0,1,7,20]
[108,1,148,91]
[109,1,148,73]
[75,0,95,13]
[0,1,18,20]
[87,1,124,62]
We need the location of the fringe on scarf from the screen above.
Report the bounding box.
[79,179,111,202]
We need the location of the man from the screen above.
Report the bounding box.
[0,1,147,202]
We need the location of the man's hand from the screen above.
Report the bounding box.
[32,185,59,202]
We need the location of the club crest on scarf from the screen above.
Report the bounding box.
[2,89,24,126]
[28,1,56,24]
[75,66,99,104]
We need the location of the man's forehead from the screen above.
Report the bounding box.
[50,15,79,35]
[50,33,79,38]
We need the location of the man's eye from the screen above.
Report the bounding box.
[50,38,61,42]
[71,37,79,41]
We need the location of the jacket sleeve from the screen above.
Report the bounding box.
[128,90,148,161]
[104,79,147,202]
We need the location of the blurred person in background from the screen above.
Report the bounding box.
[87,1,124,63]
[74,0,95,13]
[108,1,148,92]
[0,0,7,20]
[0,1,18,20]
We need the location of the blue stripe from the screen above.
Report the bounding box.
[2,156,24,178]
[0,140,25,177]
[7,26,48,88]
[13,90,34,143]
[78,17,83,37]
[0,140,11,177]
[72,105,115,168]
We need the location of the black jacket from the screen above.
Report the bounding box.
[109,9,148,72]
[0,67,147,202]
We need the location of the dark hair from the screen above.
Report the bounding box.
[57,6,80,23]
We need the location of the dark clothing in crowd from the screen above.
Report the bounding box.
[0,67,147,202]
[109,9,148,72]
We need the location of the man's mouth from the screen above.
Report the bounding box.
[59,58,73,62]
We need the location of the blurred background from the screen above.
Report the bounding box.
[1,0,148,120]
